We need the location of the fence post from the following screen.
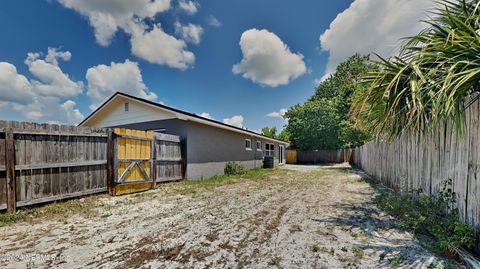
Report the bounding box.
[151,137,157,188]
[5,128,16,213]
[106,129,115,196]
[180,138,187,179]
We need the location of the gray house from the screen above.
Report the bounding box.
[80,92,289,179]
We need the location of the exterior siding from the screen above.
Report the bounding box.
[103,119,288,180]
[184,121,286,179]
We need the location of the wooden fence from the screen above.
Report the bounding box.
[112,129,184,196]
[352,98,480,226]
[0,121,185,213]
[0,121,109,212]
[290,149,353,164]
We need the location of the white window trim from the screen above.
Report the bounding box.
[256,141,262,151]
[245,139,252,151]
[265,143,274,157]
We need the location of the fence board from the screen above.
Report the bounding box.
[353,98,480,226]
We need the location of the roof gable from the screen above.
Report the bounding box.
[80,92,289,144]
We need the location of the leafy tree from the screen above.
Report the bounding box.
[261,126,290,142]
[352,0,480,138]
[285,100,341,150]
[284,54,376,150]
[261,126,278,139]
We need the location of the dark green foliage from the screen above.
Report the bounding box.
[261,126,278,139]
[284,54,376,150]
[224,162,245,176]
[261,126,290,142]
[375,179,478,256]
[353,0,480,138]
[284,100,342,150]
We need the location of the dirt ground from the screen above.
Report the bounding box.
[0,164,447,269]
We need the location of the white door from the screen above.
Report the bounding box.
[279,145,285,164]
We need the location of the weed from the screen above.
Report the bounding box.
[375,178,478,257]
[311,244,320,252]
[268,256,282,268]
[388,255,404,267]
[225,162,245,175]
[352,247,364,260]
[0,211,27,226]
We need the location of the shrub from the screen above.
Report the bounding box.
[375,178,478,256]
[224,162,245,176]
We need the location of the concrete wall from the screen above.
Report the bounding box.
[109,119,288,179]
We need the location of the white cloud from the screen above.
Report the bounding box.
[178,0,198,15]
[58,0,171,46]
[174,21,203,44]
[199,112,213,120]
[12,98,84,125]
[0,48,84,124]
[86,60,157,110]
[58,0,197,70]
[45,47,72,66]
[0,62,35,104]
[319,0,434,80]
[233,28,307,87]
[266,108,287,118]
[130,24,195,70]
[223,115,244,128]
[207,15,222,28]
[25,49,83,98]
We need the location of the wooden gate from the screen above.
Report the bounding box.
[112,128,184,196]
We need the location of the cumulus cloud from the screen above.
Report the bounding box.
[0,48,84,124]
[174,21,203,44]
[198,112,213,120]
[86,60,157,110]
[223,115,244,128]
[58,0,197,69]
[130,24,195,70]
[207,15,222,28]
[0,62,35,104]
[319,0,434,80]
[25,49,83,98]
[233,29,307,87]
[266,108,287,118]
[58,0,171,46]
[178,0,198,15]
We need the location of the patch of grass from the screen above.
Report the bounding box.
[352,247,364,260]
[374,178,479,258]
[0,196,99,226]
[0,211,28,226]
[311,244,321,253]
[388,254,405,268]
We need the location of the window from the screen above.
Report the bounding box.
[256,141,262,151]
[245,139,252,150]
[124,102,129,112]
[265,143,274,157]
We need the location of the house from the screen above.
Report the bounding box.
[79,92,289,179]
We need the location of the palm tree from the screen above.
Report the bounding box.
[352,0,480,139]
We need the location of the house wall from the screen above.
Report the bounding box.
[184,121,286,179]
[105,119,288,180]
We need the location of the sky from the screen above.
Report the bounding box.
[0,0,434,132]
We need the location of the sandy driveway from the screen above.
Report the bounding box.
[0,164,445,269]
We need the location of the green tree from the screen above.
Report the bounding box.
[284,54,376,149]
[285,100,341,150]
[261,126,278,139]
[352,0,480,138]
[261,126,290,142]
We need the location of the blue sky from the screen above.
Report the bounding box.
[0,0,433,132]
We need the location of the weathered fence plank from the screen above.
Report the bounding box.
[353,98,480,226]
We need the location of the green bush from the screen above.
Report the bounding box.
[224,162,245,176]
[375,179,478,256]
